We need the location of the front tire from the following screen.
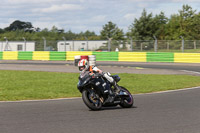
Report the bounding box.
[119,87,134,108]
[82,89,102,111]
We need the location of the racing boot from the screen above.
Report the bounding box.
[113,82,121,94]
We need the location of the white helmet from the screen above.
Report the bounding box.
[78,59,89,72]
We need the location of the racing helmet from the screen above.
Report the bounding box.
[78,59,89,72]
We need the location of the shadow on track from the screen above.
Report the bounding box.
[88,105,137,111]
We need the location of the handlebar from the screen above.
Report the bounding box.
[90,72,102,78]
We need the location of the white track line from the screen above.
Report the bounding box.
[180,70,200,75]
[0,97,81,103]
[136,86,200,95]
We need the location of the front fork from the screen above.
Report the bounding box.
[88,87,104,103]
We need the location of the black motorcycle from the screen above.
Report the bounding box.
[77,72,134,110]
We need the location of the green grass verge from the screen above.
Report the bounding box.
[0,70,200,101]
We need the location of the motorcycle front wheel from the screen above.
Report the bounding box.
[119,87,134,108]
[82,89,102,111]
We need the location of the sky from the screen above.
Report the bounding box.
[0,0,199,34]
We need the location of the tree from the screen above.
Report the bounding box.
[153,12,168,39]
[192,13,200,39]
[83,30,96,37]
[75,30,100,40]
[4,20,34,32]
[178,4,196,39]
[129,9,155,40]
[0,28,4,33]
[100,21,124,40]
[50,26,59,33]
[64,30,77,40]
[165,4,198,40]
[165,14,180,40]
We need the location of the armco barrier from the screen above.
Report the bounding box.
[66,51,92,60]
[147,53,174,62]
[0,51,200,63]
[174,53,200,63]
[32,51,50,61]
[50,52,66,61]
[118,52,146,62]
[3,51,18,60]
[93,52,118,61]
[18,52,33,60]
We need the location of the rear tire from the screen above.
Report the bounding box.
[119,87,134,108]
[82,89,102,111]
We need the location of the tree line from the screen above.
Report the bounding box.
[0,4,199,42]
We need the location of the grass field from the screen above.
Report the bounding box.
[0,70,200,101]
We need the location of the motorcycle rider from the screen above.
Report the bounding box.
[78,59,120,103]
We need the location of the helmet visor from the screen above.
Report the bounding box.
[79,66,86,71]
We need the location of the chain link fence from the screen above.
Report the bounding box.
[106,40,200,52]
[1,39,200,52]
[34,40,58,51]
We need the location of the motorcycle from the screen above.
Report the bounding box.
[77,72,134,110]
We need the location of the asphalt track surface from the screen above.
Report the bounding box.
[0,61,200,133]
[97,61,200,73]
[0,60,200,76]
[0,60,200,73]
[1,87,200,133]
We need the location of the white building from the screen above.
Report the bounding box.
[0,41,35,51]
[57,40,108,51]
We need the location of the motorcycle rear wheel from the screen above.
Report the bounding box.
[82,89,102,111]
